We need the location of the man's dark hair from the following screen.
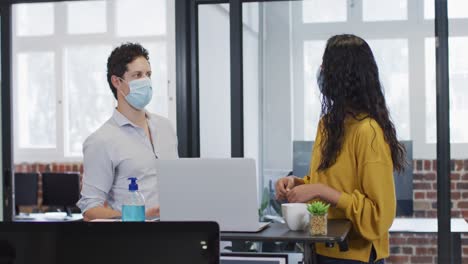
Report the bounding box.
[106,42,150,99]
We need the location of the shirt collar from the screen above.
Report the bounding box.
[112,109,151,127]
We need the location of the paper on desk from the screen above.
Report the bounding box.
[90,219,121,222]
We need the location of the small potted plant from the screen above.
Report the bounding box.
[307,201,330,235]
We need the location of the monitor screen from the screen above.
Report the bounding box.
[41,173,80,207]
[14,173,38,206]
[0,222,220,264]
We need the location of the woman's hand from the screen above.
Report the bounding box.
[275,176,295,200]
[286,184,319,203]
[287,183,341,205]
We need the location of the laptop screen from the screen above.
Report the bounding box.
[157,158,262,232]
[0,222,220,264]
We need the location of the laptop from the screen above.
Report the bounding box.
[157,158,270,232]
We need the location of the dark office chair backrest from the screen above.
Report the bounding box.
[41,172,80,207]
[0,222,220,264]
[394,140,414,216]
[14,173,39,207]
[292,140,414,216]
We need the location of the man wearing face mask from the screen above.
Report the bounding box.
[77,43,178,221]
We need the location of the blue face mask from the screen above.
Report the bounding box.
[316,67,324,92]
[120,77,153,110]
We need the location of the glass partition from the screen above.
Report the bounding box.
[240,1,441,262]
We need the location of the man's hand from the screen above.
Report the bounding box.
[145,206,160,218]
[275,177,295,200]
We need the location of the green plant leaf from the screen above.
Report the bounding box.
[307,201,330,215]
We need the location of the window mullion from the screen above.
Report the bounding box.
[55,2,66,159]
[348,0,362,23]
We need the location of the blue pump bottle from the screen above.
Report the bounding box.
[121,177,145,222]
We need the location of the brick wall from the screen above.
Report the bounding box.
[387,159,468,264]
[14,160,468,263]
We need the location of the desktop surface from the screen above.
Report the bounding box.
[13,213,83,222]
[221,220,352,243]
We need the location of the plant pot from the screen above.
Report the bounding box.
[309,212,327,236]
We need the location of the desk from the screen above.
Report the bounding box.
[13,213,83,222]
[221,219,352,264]
[390,218,468,264]
[390,218,468,233]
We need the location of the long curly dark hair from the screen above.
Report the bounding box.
[317,34,406,172]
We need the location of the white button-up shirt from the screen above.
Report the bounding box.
[77,109,178,213]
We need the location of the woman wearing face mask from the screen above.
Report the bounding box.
[275,34,406,263]
[77,43,178,221]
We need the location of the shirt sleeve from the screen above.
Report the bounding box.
[76,134,114,213]
[336,162,396,240]
[335,122,396,241]
[76,183,108,213]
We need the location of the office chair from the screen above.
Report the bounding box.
[14,172,39,215]
[41,172,80,217]
[394,140,414,216]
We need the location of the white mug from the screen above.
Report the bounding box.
[281,203,309,231]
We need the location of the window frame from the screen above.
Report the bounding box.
[292,0,468,159]
[12,0,177,163]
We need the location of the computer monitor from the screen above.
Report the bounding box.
[41,172,80,216]
[14,173,39,206]
[0,221,220,264]
[14,173,39,214]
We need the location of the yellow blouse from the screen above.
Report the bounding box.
[304,115,396,262]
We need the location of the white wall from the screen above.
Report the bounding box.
[243,3,261,201]
[262,2,294,176]
[198,4,231,158]
[243,6,260,164]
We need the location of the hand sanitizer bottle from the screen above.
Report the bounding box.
[122,177,145,222]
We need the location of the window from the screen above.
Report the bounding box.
[16,52,56,149]
[367,39,410,140]
[13,0,176,162]
[67,1,107,34]
[425,37,468,144]
[363,0,407,21]
[63,45,114,156]
[302,0,347,23]
[15,3,54,36]
[424,0,468,19]
[296,0,468,159]
[303,41,325,140]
